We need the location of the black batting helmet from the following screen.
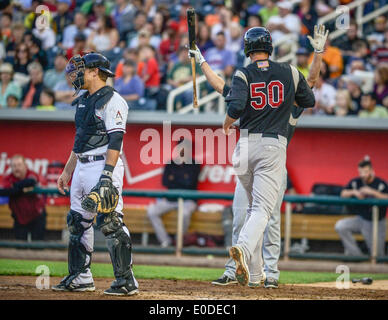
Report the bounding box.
[244,27,273,57]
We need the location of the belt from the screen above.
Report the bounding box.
[262,133,279,139]
[78,155,105,163]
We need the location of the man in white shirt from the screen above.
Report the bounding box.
[312,74,336,115]
[52,52,138,296]
[266,1,301,44]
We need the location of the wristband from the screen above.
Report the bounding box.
[101,164,114,179]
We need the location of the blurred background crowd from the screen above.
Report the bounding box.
[0,0,387,117]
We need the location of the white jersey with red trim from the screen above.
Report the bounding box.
[78,91,128,156]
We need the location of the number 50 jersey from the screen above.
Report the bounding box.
[225,59,315,137]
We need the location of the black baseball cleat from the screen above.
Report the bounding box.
[52,282,95,292]
[264,277,279,289]
[211,275,238,286]
[229,245,249,286]
[104,278,139,296]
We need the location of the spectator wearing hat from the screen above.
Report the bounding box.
[204,31,236,79]
[0,154,46,241]
[21,62,45,109]
[159,20,180,64]
[336,157,388,257]
[114,59,145,109]
[267,1,301,44]
[0,63,22,108]
[43,51,67,88]
[87,15,119,52]
[296,47,310,79]
[373,63,388,108]
[62,12,92,49]
[66,32,87,60]
[359,92,388,118]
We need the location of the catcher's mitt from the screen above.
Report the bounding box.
[81,178,119,214]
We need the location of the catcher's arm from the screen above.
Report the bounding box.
[189,45,225,95]
[57,151,77,195]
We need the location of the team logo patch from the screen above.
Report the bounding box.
[257,61,269,69]
[115,111,123,120]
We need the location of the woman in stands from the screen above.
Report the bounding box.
[87,15,119,52]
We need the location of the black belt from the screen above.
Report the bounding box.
[78,155,105,163]
[262,133,278,139]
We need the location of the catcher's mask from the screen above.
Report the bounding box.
[66,54,85,96]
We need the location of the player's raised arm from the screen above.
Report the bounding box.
[189,45,226,95]
[307,24,329,88]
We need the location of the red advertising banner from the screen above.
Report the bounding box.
[1,120,388,206]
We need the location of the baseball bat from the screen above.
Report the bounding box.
[187,7,198,108]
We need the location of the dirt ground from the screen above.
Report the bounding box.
[0,276,387,300]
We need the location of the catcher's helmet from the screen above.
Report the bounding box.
[66,52,115,95]
[244,27,273,57]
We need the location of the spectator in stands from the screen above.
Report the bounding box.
[137,44,160,98]
[29,36,48,70]
[373,63,388,108]
[53,75,76,111]
[311,71,336,115]
[147,139,201,247]
[82,0,112,30]
[334,89,355,116]
[129,28,160,51]
[309,38,343,79]
[65,32,87,60]
[246,14,262,29]
[343,75,363,113]
[372,29,388,64]
[0,154,46,241]
[114,47,139,78]
[359,92,388,118]
[345,41,373,74]
[333,20,364,59]
[296,47,310,79]
[53,0,74,42]
[6,94,19,108]
[12,43,31,75]
[5,23,25,60]
[197,22,214,54]
[36,87,56,111]
[295,0,318,36]
[229,22,243,54]
[32,16,56,51]
[336,157,388,257]
[177,0,190,35]
[266,1,301,43]
[167,46,199,108]
[0,63,22,108]
[43,50,67,88]
[211,6,233,44]
[205,31,236,79]
[62,12,92,49]
[0,12,12,42]
[152,10,166,36]
[111,0,138,43]
[21,62,45,109]
[159,20,180,64]
[204,0,226,27]
[126,10,147,47]
[87,15,119,52]
[114,59,145,109]
[259,0,278,26]
[369,16,387,45]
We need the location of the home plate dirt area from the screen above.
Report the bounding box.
[0,276,387,300]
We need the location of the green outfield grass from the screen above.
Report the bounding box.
[0,259,387,284]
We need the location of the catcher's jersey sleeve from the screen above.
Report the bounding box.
[102,92,128,134]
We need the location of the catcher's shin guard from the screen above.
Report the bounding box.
[63,210,94,288]
[97,212,133,280]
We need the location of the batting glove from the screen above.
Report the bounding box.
[188,45,206,66]
[307,24,329,53]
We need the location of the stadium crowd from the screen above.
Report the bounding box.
[0,0,387,117]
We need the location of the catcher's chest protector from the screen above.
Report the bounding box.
[73,86,115,153]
